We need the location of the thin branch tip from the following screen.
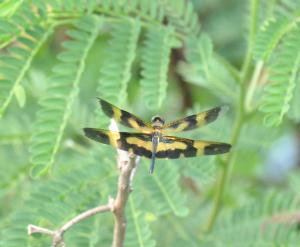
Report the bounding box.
[27,224,54,236]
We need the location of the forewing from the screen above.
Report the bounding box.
[156,135,231,159]
[163,106,227,132]
[98,98,152,132]
[83,128,153,158]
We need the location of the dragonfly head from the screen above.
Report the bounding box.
[151,116,165,128]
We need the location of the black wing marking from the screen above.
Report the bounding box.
[155,135,231,159]
[83,128,153,158]
[163,106,228,132]
[98,98,152,132]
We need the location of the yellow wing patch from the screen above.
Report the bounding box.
[99,98,153,132]
[125,135,231,159]
[126,136,152,151]
[83,128,153,158]
[163,106,225,132]
[155,136,231,159]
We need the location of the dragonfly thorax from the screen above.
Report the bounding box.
[151,116,165,128]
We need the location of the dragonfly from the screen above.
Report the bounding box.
[83,98,231,174]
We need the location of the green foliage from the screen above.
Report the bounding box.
[179,34,239,103]
[0,1,24,18]
[0,1,48,48]
[204,192,300,247]
[159,0,200,36]
[253,16,291,62]
[140,160,189,217]
[140,26,175,110]
[251,3,300,127]
[125,194,156,247]
[97,18,141,105]
[260,26,300,126]
[0,25,52,117]
[1,147,114,247]
[1,1,300,247]
[29,15,101,178]
[288,71,300,121]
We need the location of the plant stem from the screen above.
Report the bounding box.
[204,0,259,232]
[204,105,244,232]
[111,155,137,247]
[241,0,259,80]
[244,60,264,112]
[110,119,138,247]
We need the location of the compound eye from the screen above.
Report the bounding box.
[151,116,165,124]
[151,116,159,122]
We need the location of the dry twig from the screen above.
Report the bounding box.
[28,120,139,247]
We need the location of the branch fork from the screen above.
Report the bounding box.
[28,120,138,247]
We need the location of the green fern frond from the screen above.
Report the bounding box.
[0,0,24,18]
[275,0,300,18]
[99,0,164,22]
[141,160,189,217]
[140,26,174,110]
[205,192,300,247]
[253,16,296,61]
[29,15,102,178]
[97,18,140,105]
[135,0,164,22]
[259,26,300,127]
[50,0,98,14]
[125,194,156,247]
[65,217,98,247]
[0,25,52,117]
[1,147,113,247]
[0,1,48,48]
[159,0,200,36]
[0,152,28,191]
[180,34,239,102]
[88,213,113,246]
[182,157,216,187]
[0,19,17,48]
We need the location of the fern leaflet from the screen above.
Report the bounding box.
[0,25,52,117]
[253,16,296,62]
[49,0,98,13]
[97,18,140,105]
[0,1,47,48]
[0,0,24,18]
[140,26,174,110]
[125,194,156,247]
[158,0,200,36]
[141,160,188,217]
[204,192,300,247]
[260,26,300,126]
[99,0,164,23]
[1,147,113,247]
[182,157,216,187]
[29,15,102,177]
[180,34,239,103]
